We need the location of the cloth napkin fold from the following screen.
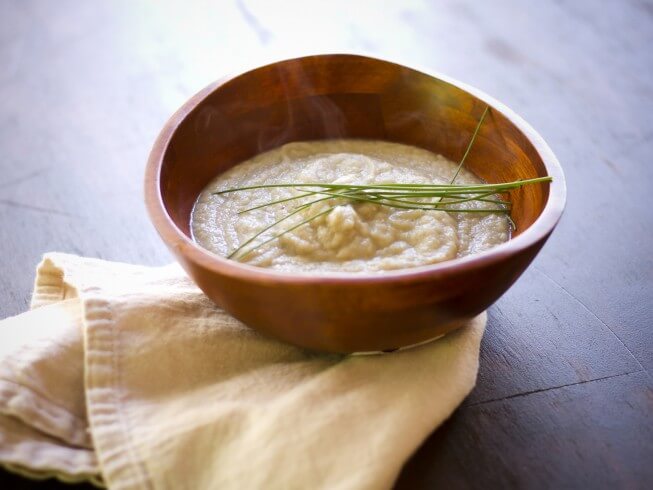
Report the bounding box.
[0,253,485,489]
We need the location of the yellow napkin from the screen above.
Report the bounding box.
[0,253,485,489]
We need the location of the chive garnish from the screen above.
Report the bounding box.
[214,107,552,261]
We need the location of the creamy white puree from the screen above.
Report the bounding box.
[191,140,509,273]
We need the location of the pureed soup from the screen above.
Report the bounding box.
[191,140,510,273]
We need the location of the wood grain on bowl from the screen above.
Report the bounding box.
[145,54,565,353]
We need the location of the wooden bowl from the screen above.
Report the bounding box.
[145,54,566,353]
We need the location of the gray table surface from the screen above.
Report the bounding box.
[1,0,651,488]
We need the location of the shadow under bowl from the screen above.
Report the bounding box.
[145,54,566,353]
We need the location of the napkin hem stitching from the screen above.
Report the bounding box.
[33,255,153,490]
[82,291,154,490]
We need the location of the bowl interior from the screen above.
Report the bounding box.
[159,54,550,244]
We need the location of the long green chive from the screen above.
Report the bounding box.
[213,107,552,261]
[450,106,489,184]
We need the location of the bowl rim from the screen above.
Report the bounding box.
[145,53,566,285]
